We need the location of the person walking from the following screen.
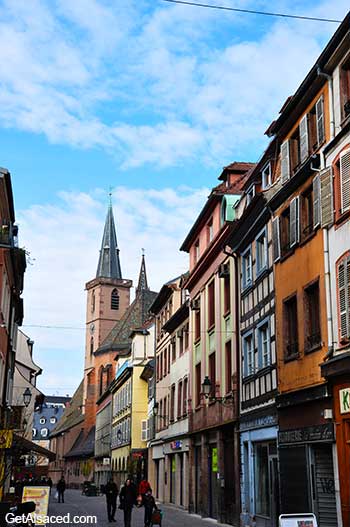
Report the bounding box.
[143,490,158,527]
[119,479,137,527]
[57,477,66,503]
[105,478,119,522]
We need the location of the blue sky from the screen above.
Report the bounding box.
[1,0,348,395]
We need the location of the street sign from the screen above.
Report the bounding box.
[103,457,110,465]
[279,513,318,527]
[339,387,350,414]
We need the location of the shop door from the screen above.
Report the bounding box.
[311,444,337,527]
[208,446,219,519]
[195,447,201,514]
[179,453,183,506]
[170,455,176,504]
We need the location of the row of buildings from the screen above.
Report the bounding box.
[0,169,55,498]
[49,13,350,527]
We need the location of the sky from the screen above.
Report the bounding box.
[1,0,348,395]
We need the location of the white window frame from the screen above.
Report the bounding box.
[242,246,252,289]
[242,331,254,377]
[261,163,272,190]
[256,227,268,275]
[246,184,256,204]
[257,318,271,370]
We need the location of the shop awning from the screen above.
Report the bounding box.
[12,434,56,461]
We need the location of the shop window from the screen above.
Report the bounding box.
[283,295,299,360]
[337,253,350,342]
[243,332,254,377]
[225,340,232,394]
[254,443,270,517]
[195,362,201,407]
[256,228,268,274]
[209,352,216,397]
[208,281,215,328]
[111,289,119,310]
[257,320,270,368]
[304,280,321,352]
[242,247,252,289]
[177,381,182,419]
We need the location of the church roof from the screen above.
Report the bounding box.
[50,380,84,437]
[96,203,122,279]
[95,255,157,355]
[64,426,95,459]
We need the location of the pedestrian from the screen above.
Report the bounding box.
[119,478,137,527]
[104,477,119,523]
[47,477,53,491]
[57,477,66,503]
[143,490,158,527]
[138,478,151,506]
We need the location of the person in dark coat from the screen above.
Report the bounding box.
[57,477,66,503]
[143,490,158,527]
[119,479,137,527]
[105,478,119,522]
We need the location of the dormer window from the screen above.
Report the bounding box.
[261,163,272,190]
[194,239,200,262]
[111,289,119,310]
[246,184,256,204]
[207,218,214,244]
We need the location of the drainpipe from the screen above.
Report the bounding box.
[317,66,335,140]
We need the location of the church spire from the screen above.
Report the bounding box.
[136,250,149,294]
[96,201,122,280]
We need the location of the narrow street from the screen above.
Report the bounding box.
[47,490,226,527]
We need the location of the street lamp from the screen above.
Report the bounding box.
[23,387,32,407]
[201,376,234,406]
[153,402,159,416]
[201,376,212,398]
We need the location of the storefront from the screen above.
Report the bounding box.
[163,438,189,508]
[277,385,338,527]
[240,411,279,527]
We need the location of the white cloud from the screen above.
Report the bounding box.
[18,185,208,394]
[0,0,349,167]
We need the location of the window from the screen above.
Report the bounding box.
[207,218,214,244]
[111,289,119,310]
[223,272,230,314]
[257,321,270,368]
[160,352,163,380]
[209,352,216,397]
[90,337,94,356]
[337,253,350,342]
[243,333,254,377]
[91,290,95,313]
[168,347,171,373]
[183,377,188,416]
[246,184,255,204]
[340,55,350,121]
[280,207,291,255]
[32,428,37,437]
[281,140,291,183]
[194,239,200,263]
[225,340,232,394]
[171,337,176,362]
[50,417,57,424]
[256,229,268,274]
[261,163,271,190]
[301,186,314,239]
[177,381,182,419]
[170,385,175,422]
[242,248,252,289]
[41,428,48,437]
[178,329,184,355]
[195,304,201,341]
[283,295,299,359]
[39,417,46,425]
[308,96,325,149]
[184,324,189,350]
[304,280,321,351]
[208,281,215,328]
[340,149,350,214]
[164,349,167,377]
[195,362,201,407]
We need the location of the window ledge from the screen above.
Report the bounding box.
[304,342,322,354]
[284,352,300,363]
[255,267,269,284]
[299,229,317,247]
[241,283,253,297]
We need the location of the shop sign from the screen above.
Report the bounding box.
[240,414,277,431]
[279,513,318,526]
[22,486,50,525]
[339,387,350,414]
[170,440,182,450]
[103,457,110,466]
[278,424,334,445]
[212,448,218,473]
[0,429,13,449]
[132,452,143,459]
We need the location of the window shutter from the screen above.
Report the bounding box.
[313,175,321,228]
[316,95,325,146]
[257,330,263,370]
[340,149,350,214]
[281,140,291,184]
[299,114,309,163]
[272,217,281,262]
[338,256,350,340]
[141,419,148,442]
[320,167,334,227]
[290,196,300,247]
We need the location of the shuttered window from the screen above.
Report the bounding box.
[337,254,350,341]
[320,167,334,227]
[316,95,325,146]
[290,196,300,247]
[272,217,281,262]
[313,175,321,228]
[281,141,291,184]
[340,149,350,214]
[299,114,309,163]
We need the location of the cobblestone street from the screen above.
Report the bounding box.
[47,490,226,527]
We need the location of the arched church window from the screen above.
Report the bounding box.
[91,290,95,313]
[99,366,104,396]
[90,337,94,356]
[111,289,119,310]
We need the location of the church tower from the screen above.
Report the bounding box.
[83,201,132,415]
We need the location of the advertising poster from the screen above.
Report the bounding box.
[22,486,50,525]
[279,514,317,527]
